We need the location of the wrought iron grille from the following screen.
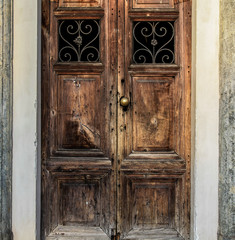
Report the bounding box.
[133,21,175,64]
[58,19,100,62]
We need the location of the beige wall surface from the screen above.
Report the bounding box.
[12,0,38,239]
[192,0,219,239]
[12,0,219,239]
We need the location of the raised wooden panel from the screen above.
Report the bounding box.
[132,76,174,152]
[59,180,100,225]
[42,170,113,239]
[53,74,104,155]
[59,0,102,8]
[120,174,182,237]
[133,184,172,226]
[132,0,174,9]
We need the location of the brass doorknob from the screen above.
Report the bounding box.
[120,97,130,107]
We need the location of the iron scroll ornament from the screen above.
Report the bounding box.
[133,21,175,64]
[58,19,100,62]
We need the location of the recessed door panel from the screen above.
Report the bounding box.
[133,183,172,226]
[132,76,174,151]
[59,180,100,225]
[56,74,102,151]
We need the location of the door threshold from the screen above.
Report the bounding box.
[123,227,184,240]
[46,225,110,240]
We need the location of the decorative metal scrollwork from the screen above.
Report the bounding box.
[133,21,175,64]
[58,19,100,62]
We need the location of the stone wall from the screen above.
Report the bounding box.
[219,0,235,239]
[0,0,13,239]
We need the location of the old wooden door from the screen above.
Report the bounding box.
[41,0,191,239]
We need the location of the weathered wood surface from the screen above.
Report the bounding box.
[46,226,110,240]
[123,228,184,239]
[58,0,103,8]
[132,0,174,9]
[42,0,191,239]
[118,0,191,239]
[42,0,117,238]
[132,77,174,151]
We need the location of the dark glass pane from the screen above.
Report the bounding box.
[58,19,100,62]
[133,21,175,64]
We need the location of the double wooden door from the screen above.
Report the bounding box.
[42,0,191,239]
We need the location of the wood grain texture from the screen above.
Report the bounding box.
[57,74,101,150]
[59,180,100,225]
[118,1,191,239]
[132,76,174,151]
[41,0,116,239]
[42,0,191,239]
[59,0,103,8]
[46,226,110,240]
[132,0,174,9]
[123,228,184,239]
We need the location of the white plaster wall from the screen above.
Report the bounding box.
[12,0,38,239]
[192,0,220,239]
[12,0,219,239]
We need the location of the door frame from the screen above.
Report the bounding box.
[12,0,220,239]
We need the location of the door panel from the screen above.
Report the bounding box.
[42,0,191,239]
[42,0,117,239]
[57,74,102,150]
[132,76,174,151]
[118,0,191,239]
